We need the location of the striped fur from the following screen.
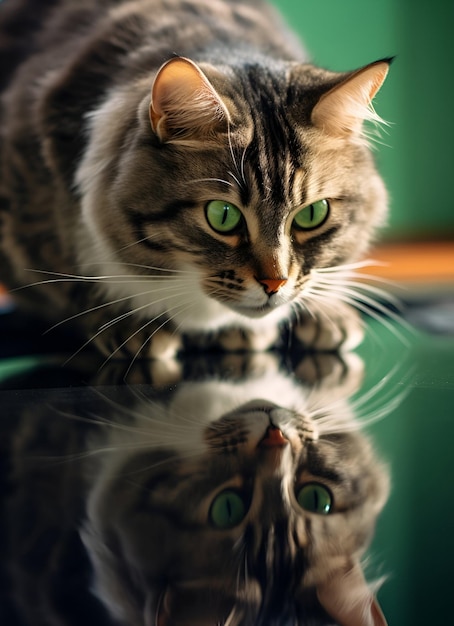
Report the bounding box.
[0,0,389,359]
[80,352,389,625]
[2,351,390,625]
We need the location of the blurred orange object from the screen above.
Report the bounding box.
[0,283,13,309]
[366,241,454,284]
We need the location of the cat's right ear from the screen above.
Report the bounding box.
[149,57,230,144]
[311,59,391,139]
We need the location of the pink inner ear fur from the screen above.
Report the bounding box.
[311,61,390,138]
[316,563,388,626]
[149,57,229,142]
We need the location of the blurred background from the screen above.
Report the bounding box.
[272,2,454,625]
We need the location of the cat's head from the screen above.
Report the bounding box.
[77,56,390,329]
[82,396,389,626]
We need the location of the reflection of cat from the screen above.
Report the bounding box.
[86,366,390,626]
[1,352,390,625]
[0,0,390,360]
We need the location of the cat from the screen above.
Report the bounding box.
[0,0,391,361]
[1,350,391,625]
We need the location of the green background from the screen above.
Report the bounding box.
[272,0,454,240]
[357,321,454,626]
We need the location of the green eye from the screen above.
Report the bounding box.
[297,483,333,515]
[206,200,242,233]
[293,199,329,230]
[209,490,246,529]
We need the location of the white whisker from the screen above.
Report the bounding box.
[96,284,190,333]
[187,177,234,188]
[226,119,247,190]
[62,302,172,366]
[306,284,399,321]
[304,261,414,345]
[43,279,190,335]
[98,262,194,275]
[227,169,242,189]
[123,301,197,377]
[311,276,403,308]
[113,232,164,252]
[314,259,388,273]
[239,143,248,187]
[98,293,195,368]
[22,264,194,284]
[304,288,410,344]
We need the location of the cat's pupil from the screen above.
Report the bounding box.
[205,200,242,233]
[293,199,329,230]
[297,483,333,514]
[209,490,246,528]
[312,488,319,509]
[309,204,315,222]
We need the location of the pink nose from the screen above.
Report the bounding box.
[258,426,288,448]
[258,278,287,295]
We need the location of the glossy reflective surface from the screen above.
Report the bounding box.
[1,301,453,625]
[360,312,454,626]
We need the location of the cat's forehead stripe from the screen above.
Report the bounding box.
[236,69,301,208]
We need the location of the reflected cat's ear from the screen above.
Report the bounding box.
[149,57,230,143]
[316,562,388,626]
[311,59,391,138]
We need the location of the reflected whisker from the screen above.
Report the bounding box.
[128,387,210,427]
[33,442,209,472]
[55,407,194,438]
[119,449,206,480]
[78,387,203,432]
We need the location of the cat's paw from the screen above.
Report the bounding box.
[91,355,183,386]
[293,351,364,395]
[216,325,280,352]
[185,325,280,353]
[92,324,182,362]
[293,303,364,352]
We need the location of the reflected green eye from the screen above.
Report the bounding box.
[297,483,333,515]
[293,199,329,230]
[209,490,246,529]
[206,200,242,233]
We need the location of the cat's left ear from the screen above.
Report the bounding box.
[149,56,230,143]
[316,562,388,626]
[311,59,391,138]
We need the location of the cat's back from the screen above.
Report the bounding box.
[0,0,103,91]
[0,0,304,89]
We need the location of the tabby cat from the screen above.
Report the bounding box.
[0,0,390,360]
[1,351,390,625]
